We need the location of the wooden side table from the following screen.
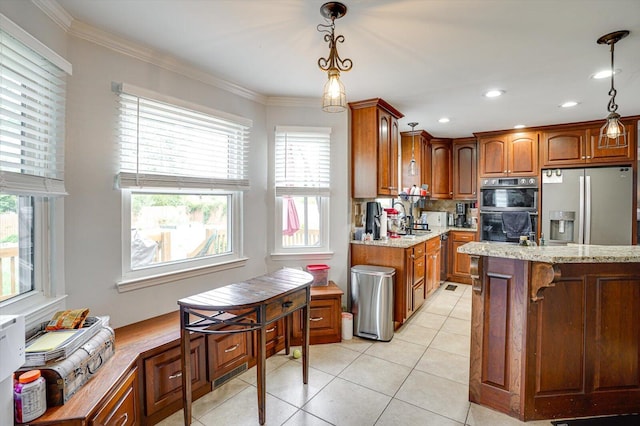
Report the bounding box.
[291,281,344,345]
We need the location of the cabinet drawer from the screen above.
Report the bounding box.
[452,232,475,242]
[292,297,341,345]
[426,237,441,252]
[264,318,285,358]
[208,326,251,380]
[413,257,425,285]
[413,281,426,311]
[90,367,138,426]
[413,242,426,257]
[265,289,307,323]
[143,336,207,417]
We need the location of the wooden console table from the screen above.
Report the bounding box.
[178,268,313,425]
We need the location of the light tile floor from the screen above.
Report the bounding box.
[159,282,556,426]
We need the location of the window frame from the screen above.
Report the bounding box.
[0,14,70,327]
[114,85,251,291]
[272,126,332,257]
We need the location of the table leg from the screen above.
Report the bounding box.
[302,304,309,384]
[284,314,291,355]
[180,309,192,425]
[257,322,266,425]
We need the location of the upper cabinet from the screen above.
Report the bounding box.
[453,138,477,200]
[430,139,453,199]
[478,131,538,178]
[541,121,636,167]
[350,98,404,198]
[400,130,432,196]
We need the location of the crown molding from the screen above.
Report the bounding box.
[32,0,73,31]
[267,97,322,108]
[37,1,267,104]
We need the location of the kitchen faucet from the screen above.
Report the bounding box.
[393,201,413,235]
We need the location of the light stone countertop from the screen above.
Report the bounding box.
[350,226,477,249]
[457,241,640,263]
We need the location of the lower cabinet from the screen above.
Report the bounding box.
[291,282,343,345]
[425,237,441,295]
[448,230,477,284]
[409,242,427,313]
[143,335,209,424]
[90,367,139,426]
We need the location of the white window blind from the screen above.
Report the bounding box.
[115,83,251,190]
[0,14,71,196]
[275,126,331,196]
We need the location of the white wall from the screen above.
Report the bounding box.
[1,2,351,328]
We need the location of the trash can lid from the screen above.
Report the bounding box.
[350,265,396,276]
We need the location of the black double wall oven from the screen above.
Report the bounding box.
[479,177,538,242]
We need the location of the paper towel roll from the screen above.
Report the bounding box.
[380,211,387,238]
[342,312,353,340]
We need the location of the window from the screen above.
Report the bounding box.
[274,126,331,254]
[115,84,251,289]
[0,14,71,315]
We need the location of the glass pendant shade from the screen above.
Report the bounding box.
[409,158,417,176]
[322,69,346,113]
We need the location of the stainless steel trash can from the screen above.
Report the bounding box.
[350,265,395,341]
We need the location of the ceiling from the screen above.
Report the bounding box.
[53,0,640,138]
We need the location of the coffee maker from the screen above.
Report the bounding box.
[455,202,466,227]
[365,201,382,240]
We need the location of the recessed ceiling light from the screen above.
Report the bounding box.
[438,117,450,123]
[484,90,505,98]
[560,101,579,108]
[514,124,526,129]
[591,69,620,79]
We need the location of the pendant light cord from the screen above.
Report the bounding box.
[608,41,618,113]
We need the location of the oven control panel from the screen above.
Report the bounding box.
[481,177,537,188]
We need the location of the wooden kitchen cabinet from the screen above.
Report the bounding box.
[351,238,441,327]
[541,122,636,167]
[409,242,427,313]
[453,138,477,200]
[478,131,538,178]
[401,129,432,194]
[350,98,404,198]
[90,367,139,426]
[291,281,343,345]
[448,230,477,284]
[425,237,441,296]
[431,139,453,199]
[143,335,209,423]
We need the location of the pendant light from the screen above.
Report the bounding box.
[317,2,353,113]
[596,30,629,149]
[408,122,418,176]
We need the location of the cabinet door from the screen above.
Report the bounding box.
[421,136,432,196]
[377,111,399,196]
[587,123,635,164]
[541,130,587,167]
[453,140,477,199]
[448,231,476,284]
[479,137,507,177]
[508,132,538,176]
[144,336,207,417]
[426,238,441,295]
[90,367,138,426]
[405,246,415,319]
[431,140,452,199]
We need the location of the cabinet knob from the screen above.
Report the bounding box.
[411,254,415,259]
[473,191,476,195]
[508,170,511,173]
[449,192,453,195]
[582,156,586,159]
[503,170,508,174]
[586,156,591,159]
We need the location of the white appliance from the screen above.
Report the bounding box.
[541,167,632,245]
[0,315,25,425]
[423,211,448,229]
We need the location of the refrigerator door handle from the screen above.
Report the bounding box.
[585,175,591,244]
[579,176,585,244]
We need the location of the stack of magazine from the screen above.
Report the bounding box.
[23,316,110,367]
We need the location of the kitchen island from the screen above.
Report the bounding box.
[458,242,640,421]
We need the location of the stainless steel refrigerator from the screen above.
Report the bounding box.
[541,166,632,245]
